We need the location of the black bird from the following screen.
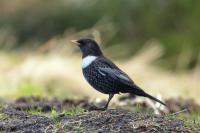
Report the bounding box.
[71,38,166,110]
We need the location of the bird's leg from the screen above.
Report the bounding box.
[102,94,114,110]
[88,94,114,111]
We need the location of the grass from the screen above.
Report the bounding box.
[24,106,85,132]
[63,107,85,116]
[0,106,198,132]
[25,106,85,117]
[164,110,200,132]
[25,107,43,116]
[17,99,199,131]
[178,112,200,130]
[0,113,8,120]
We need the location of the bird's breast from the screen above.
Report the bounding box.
[82,63,120,94]
[82,56,98,69]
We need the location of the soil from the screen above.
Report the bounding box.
[0,96,199,133]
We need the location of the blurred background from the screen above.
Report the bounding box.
[0,0,200,103]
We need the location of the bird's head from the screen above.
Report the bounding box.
[71,38,103,58]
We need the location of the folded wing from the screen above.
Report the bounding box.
[98,67,134,87]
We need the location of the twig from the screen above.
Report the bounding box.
[168,109,188,116]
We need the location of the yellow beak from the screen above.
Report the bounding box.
[70,40,79,45]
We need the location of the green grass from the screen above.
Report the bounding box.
[165,111,200,132]
[27,107,85,132]
[63,107,85,116]
[178,112,200,130]
[25,106,85,117]
[25,107,43,115]
[0,113,8,120]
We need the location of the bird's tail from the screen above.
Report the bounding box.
[128,85,166,106]
[143,92,166,106]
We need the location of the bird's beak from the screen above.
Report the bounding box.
[71,40,79,45]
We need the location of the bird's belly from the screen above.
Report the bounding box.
[82,66,120,94]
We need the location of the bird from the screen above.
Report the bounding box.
[71,38,166,110]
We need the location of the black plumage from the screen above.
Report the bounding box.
[71,38,166,110]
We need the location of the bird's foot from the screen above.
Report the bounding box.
[87,105,107,111]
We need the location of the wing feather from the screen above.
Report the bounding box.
[96,56,135,87]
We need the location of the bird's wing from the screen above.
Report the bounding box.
[99,67,134,86]
[97,57,134,87]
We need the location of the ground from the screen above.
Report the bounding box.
[0,96,199,133]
